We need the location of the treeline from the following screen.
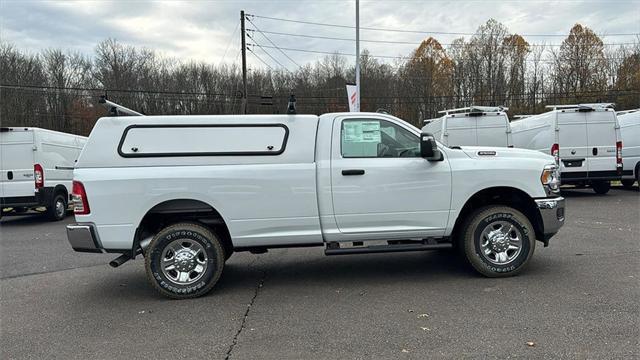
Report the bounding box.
[1,19,639,135]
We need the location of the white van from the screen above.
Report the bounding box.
[618,109,640,188]
[0,127,87,220]
[511,104,622,194]
[422,106,512,147]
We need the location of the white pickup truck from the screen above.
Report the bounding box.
[67,113,565,299]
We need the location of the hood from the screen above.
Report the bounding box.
[458,146,555,163]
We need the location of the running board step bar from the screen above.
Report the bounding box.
[324,242,452,256]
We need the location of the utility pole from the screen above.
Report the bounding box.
[240,10,248,114]
[355,0,360,112]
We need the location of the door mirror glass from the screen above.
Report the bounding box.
[420,133,442,161]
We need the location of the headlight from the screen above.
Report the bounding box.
[541,164,560,193]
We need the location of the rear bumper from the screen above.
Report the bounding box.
[67,223,104,253]
[1,196,39,208]
[535,197,566,241]
[1,186,56,210]
[561,169,622,182]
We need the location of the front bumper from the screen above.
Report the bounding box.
[67,223,103,253]
[535,197,566,241]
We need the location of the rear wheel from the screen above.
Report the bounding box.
[591,180,610,194]
[46,193,67,221]
[145,223,224,299]
[460,206,535,277]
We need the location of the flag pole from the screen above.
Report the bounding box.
[355,0,360,112]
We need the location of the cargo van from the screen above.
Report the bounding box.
[0,127,87,220]
[618,109,640,188]
[422,106,512,147]
[511,104,622,194]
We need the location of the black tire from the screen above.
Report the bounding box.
[591,180,611,194]
[461,206,535,277]
[145,222,224,299]
[621,179,635,189]
[46,193,67,221]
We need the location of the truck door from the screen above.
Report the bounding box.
[330,116,452,240]
[585,110,618,177]
[557,111,589,177]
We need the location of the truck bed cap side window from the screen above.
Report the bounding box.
[341,119,420,158]
[118,124,289,157]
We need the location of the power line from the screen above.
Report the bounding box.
[0,84,252,98]
[247,44,632,63]
[220,21,240,64]
[253,29,638,48]
[245,17,302,68]
[247,48,274,71]
[246,35,292,72]
[246,13,640,37]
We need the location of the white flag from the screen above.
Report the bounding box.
[346,84,359,112]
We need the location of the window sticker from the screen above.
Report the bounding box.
[344,120,381,143]
[343,121,363,142]
[361,121,381,142]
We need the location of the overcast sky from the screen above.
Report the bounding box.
[1,0,639,71]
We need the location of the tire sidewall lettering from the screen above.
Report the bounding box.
[472,212,531,274]
[149,227,217,296]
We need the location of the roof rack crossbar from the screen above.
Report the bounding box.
[437,105,508,115]
[545,103,615,110]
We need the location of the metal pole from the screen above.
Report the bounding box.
[355,0,360,112]
[240,10,248,114]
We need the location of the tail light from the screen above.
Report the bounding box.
[551,143,560,164]
[34,164,44,189]
[72,181,90,215]
[616,141,622,165]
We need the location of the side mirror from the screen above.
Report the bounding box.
[420,133,442,161]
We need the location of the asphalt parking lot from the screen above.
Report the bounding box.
[1,186,638,359]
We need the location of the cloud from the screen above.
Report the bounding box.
[1,0,638,70]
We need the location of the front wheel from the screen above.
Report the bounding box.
[145,223,225,299]
[461,206,536,277]
[591,180,610,194]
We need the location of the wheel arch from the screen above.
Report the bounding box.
[53,184,68,200]
[136,198,233,256]
[451,186,544,245]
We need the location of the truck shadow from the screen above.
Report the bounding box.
[0,212,72,226]
[560,189,606,197]
[80,248,556,302]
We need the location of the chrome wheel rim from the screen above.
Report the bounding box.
[55,199,65,218]
[479,220,522,265]
[161,239,208,285]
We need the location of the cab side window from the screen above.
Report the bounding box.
[341,119,420,158]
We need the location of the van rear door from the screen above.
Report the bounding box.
[0,129,36,200]
[586,110,618,177]
[444,115,477,146]
[557,111,589,177]
[476,114,510,147]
